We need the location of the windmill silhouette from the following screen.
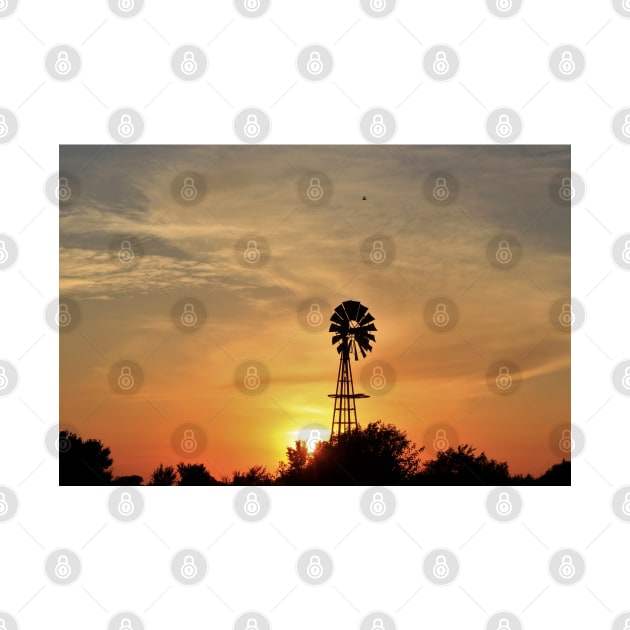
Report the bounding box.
[328,300,377,440]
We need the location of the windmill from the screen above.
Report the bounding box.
[328,300,377,440]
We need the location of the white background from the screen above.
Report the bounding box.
[0,1,629,628]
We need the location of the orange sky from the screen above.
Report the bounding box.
[60,145,570,481]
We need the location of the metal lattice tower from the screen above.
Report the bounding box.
[328,300,376,441]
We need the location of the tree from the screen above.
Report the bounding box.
[418,444,510,485]
[112,475,144,485]
[276,440,312,484]
[147,464,177,486]
[276,421,424,485]
[59,430,114,485]
[231,465,274,485]
[536,459,570,485]
[176,462,217,486]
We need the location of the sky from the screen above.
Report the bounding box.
[59,144,571,482]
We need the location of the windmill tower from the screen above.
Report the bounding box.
[328,300,377,440]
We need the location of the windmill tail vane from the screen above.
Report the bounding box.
[328,300,377,441]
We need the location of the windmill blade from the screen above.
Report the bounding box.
[360,313,375,325]
[359,345,367,358]
[355,302,368,323]
[342,300,361,322]
[329,323,343,333]
[334,304,349,322]
[354,345,359,361]
[330,311,345,326]
[359,323,377,332]
[331,334,343,345]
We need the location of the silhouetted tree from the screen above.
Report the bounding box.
[112,475,143,485]
[231,465,274,485]
[148,464,178,486]
[176,462,217,486]
[418,444,510,485]
[536,459,570,485]
[277,421,424,485]
[59,430,114,485]
[276,440,312,484]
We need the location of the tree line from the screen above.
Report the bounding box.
[58,421,570,486]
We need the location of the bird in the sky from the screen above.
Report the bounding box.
[362,196,367,200]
